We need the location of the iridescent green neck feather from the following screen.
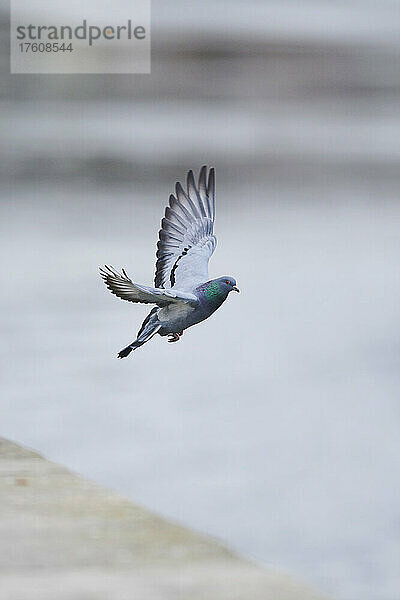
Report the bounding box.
[204,281,225,303]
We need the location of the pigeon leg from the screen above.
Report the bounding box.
[168,333,180,343]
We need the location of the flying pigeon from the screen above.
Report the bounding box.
[100,166,239,358]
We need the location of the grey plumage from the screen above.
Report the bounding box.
[155,166,216,290]
[100,167,239,358]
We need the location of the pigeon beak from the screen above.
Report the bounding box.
[232,286,240,293]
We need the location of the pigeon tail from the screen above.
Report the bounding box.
[117,309,161,358]
[118,345,135,359]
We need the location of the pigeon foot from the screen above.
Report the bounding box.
[168,331,184,343]
[168,333,180,343]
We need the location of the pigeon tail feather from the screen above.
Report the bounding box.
[117,309,161,358]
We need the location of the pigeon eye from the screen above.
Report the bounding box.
[225,280,230,285]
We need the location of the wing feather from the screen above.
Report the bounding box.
[100,266,198,307]
[154,167,217,291]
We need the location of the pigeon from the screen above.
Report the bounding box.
[100,166,239,358]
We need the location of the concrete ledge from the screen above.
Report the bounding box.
[0,438,329,599]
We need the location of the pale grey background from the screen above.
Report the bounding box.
[1,2,400,599]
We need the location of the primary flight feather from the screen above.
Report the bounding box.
[100,166,239,358]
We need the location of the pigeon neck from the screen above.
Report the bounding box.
[201,281,227,306]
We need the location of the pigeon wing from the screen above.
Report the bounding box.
[154,166,217,291]
[100,266,198,307]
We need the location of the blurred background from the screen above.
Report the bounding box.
[1,1,400,599]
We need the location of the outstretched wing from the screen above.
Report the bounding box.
[155,166,217,291]
[100,266,198,307]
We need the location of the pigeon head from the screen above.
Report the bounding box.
[217,276,240,294]
[200,277,239,303]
